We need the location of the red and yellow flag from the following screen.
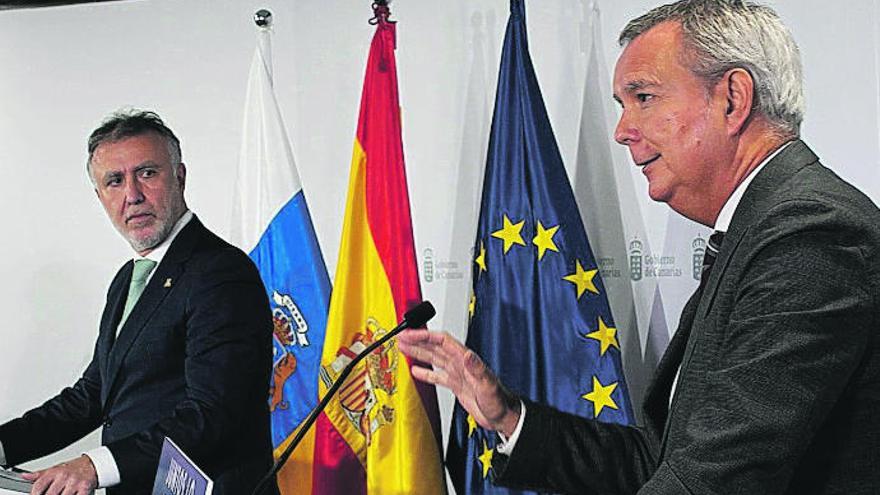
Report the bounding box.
[281,10,446,495]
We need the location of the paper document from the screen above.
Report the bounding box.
[0,467,32,492]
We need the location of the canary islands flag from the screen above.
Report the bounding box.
[446,1,635,493]
[230,24,332,494]
[294,8,446,495]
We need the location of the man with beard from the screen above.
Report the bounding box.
[0,110,277,495]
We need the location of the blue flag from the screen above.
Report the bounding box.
[446,1,635,493]
[230,25,332,467]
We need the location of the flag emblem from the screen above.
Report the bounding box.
[319,318,399,446]
[269,290,311,413]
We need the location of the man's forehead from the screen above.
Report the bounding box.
[92,133,170,165]
[613,59,663,97]
[613,22,685,91]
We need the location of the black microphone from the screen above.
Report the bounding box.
[401,300,436,329]
[251,301,436,495]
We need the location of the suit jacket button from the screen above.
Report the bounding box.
[103,418,112,428]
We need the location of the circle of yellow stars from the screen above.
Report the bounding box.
[469,212,625,428]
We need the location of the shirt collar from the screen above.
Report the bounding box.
[134,210,193,265]
[713,141,793,232]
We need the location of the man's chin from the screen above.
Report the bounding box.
[126,230,164,254]
[647,184,672,204]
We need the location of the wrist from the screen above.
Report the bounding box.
[498,395,522,437]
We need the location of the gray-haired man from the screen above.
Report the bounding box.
[400,1,880,493]
[0,110,277,495]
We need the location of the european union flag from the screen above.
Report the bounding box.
[446,1,635,493]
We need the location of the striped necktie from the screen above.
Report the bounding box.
[699,231,725,290]
[120,258,157,328]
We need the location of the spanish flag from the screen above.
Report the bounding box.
[285,8,446,494]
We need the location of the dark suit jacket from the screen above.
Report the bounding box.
[0,216,277,494]
[494,140,880,494]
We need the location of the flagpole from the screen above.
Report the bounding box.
[253,9,274,82]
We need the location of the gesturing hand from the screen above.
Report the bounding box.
[22,455,98,495]
[398,329,521,436]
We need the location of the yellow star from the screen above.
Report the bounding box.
[474,241,487,275]
[563,259,599,299]
[467,414,477,437]
[532,221,560,260]
[477,439,494,478]
[468,294,476,320]
[585,317,619,356]
[582,376,619,418]
[491,214,526,254]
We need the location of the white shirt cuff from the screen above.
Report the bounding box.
[84,447,121,488]
[0,440,6,466]
[495,400,526,455]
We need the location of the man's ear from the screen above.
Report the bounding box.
[722,67,755,136]
[176,163,187,191]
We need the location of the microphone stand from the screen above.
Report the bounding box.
[251,302,434,495]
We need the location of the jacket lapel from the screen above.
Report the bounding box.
[98,262,131,403]
[649,140,821,454]
[102,217,204,405]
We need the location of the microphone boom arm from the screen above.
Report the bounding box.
[251,301,435,495]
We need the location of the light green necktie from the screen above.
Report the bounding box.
[120,258,157,328]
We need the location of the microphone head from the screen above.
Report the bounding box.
[403,301,436,328]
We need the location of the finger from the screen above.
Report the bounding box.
[22,473,39,481]
[399,338,459,372]
[410,364,450,387]
[60,483,85,495]
[44,474,65,495]
[415,332,470,365]
[30,474,52,495]
[397,329,431,344]
[424,331,467,351]
[397,340,429,361]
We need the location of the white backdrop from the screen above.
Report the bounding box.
[1,0,878,492]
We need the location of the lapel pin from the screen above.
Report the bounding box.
[164,278,173,288]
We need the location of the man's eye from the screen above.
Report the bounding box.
[636,93,654,103]
[141,169,158,178]
[105,177,122,187]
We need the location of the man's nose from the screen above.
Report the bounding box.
[124,179,144,204]
[614,111,640,146]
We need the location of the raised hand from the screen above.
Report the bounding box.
[398,329,521,436]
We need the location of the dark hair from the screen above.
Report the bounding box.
[86,109,182,180]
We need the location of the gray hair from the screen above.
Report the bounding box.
[619,0,804,137]
[86,109,182,183]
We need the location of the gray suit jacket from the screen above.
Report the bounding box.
[0,217,277,494]
[495,140,880,494]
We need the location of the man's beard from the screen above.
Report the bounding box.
[127,216,177,253]
[125,196,185,253]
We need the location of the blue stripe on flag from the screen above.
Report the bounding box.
[250,190,332,448]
